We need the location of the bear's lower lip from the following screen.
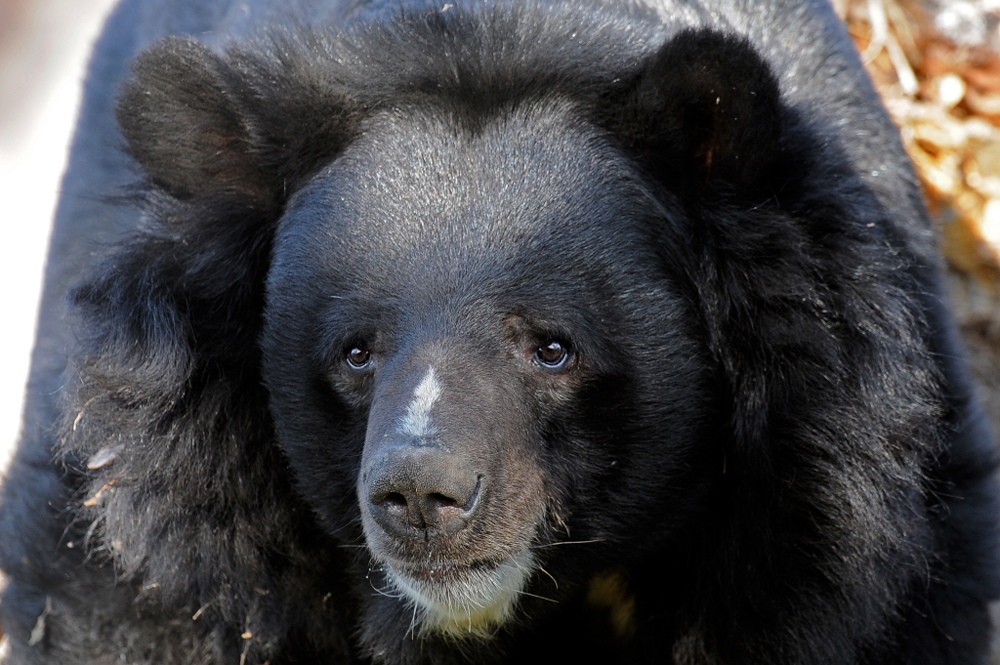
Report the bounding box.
[375,551,537,637]
[401,563,464,583]
[386,557,503,585]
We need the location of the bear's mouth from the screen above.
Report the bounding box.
[376,551,537,639]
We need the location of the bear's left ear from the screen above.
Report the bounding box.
[609,29,783,195]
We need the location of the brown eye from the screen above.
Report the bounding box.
[534,340,569,368]
[346,346,372,369]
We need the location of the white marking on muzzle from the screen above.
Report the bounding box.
[399,366,442,438]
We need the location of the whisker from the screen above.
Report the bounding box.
[505,587,558,603]
[407,603,419,640]
[531,539,603,548]
[537,565,559,590]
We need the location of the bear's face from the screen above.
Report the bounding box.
[261,102,713,636]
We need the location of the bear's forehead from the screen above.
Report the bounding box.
[275,100,656,284]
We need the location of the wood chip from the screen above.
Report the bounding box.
[86,445,123,470]
[82,479,119,507]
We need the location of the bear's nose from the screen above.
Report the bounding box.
[364,444,482,537]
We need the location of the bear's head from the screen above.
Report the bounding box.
[63,5,938,662]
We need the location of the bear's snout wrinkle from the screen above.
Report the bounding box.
[365,443,483,536]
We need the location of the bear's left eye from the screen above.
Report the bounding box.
[346,346,372,369]
[534,340,570,369]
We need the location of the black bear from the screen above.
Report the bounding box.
[1,0,998,663]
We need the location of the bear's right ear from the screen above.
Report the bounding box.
[116,38,273,202]
[607,29,784,197]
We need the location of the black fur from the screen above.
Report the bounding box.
[1,0,998,663]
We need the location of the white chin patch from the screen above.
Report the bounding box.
[384,551,536,640]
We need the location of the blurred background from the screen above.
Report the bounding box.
[0,0,116,473]
[836,0,1000,444]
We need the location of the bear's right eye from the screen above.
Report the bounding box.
[346,346,372,369]
[533,340,570,369]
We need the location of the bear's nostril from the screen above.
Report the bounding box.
[425,479,482,513]
[428,492,460,508]
[381,492,408,510]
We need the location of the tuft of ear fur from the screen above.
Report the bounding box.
[612,29,783,194]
